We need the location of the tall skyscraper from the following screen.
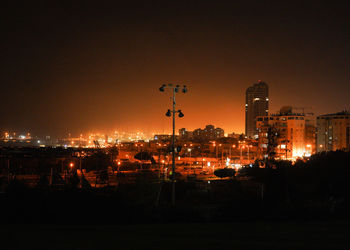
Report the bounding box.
[245,80,269,138]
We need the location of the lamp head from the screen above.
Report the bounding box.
[166,109,172,117]
[159,84,166,92]
[178,110,184,118]
[182,85,188,93]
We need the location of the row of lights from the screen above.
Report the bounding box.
[159,84,187,93]
[211,142,253,148]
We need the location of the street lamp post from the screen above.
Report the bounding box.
[247,145,252,163]
[159,84,187,206]
[230,144,236,161]
[188,148,192,174]
[240,145,245,166]
[219,144,223,166]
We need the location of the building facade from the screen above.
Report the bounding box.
[256,106,315,160]
[179,125,224,142]
[179,128,193,141]
[245,80,269,138]
[316,111,350,152]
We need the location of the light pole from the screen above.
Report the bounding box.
[247,145,252,163]
[240,145,245,166]
[219,144,223,166]
[230,144,236,160]
[188,148,192,174]
[159,83,187,206]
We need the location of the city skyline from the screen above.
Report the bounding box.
[2,1,350,136]
[2,2,350,246]
[1,77,348,138]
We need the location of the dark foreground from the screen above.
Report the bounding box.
[1,220,350,250]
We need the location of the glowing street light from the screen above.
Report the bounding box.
[240,145,245,165]
[305,144,312,157]
[159,83,188,206]
[188,148,192,170]
[247,144,253,162]
[229,144,236,159]
[178,110,184,118]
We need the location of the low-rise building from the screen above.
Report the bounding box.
[179,125,224,142]
[316,111,350,152]
[154,134,175,142]
[179,128,193,141]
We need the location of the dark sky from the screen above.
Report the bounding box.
[1,1,350,137]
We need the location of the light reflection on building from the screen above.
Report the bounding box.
[256,106,316,161]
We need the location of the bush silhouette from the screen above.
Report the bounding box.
[214,168,236,178]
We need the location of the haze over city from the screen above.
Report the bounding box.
[2,1,350,136]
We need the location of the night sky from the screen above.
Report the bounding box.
[1,1,350,136]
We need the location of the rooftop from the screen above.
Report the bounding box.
[257,112,305,118]
[318,111,350,117]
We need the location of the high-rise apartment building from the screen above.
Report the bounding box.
[316,111,350,152]
[245,80,269,138]
[256,106,315,160]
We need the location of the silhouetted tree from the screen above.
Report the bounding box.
[214,168,236,178]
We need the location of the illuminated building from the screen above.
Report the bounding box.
[245,80,269,138]
[192,128,204,141]
[179,128,193,141]
[203,125,224,140]
[179,128,187,138]
[256,106,315,160]
[154,134,175,142]
[181,125,224,142]
[204,125,215,139]
[316,111,350,152]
